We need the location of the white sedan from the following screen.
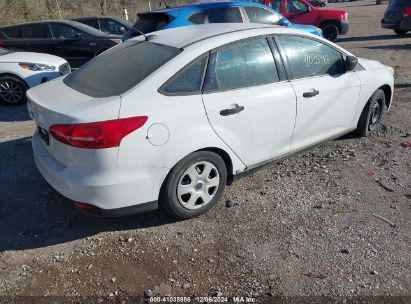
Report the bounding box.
[27,24,394,218]
[0,48,70,105]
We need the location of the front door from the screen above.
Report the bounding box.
[201,37,297,167]
[49,23,93,68]
[276,35,361,151]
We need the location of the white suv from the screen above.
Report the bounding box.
[27,24,394,218]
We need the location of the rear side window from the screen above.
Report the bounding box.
[2,26,22,38]
[277,35,345,79]
[244,6,281,25]
[132,13,169,34]
[188,7,243,24]
[204,38,279,92]
[64,41,181,98]
[162,56,207,95]
[23,24,50,38]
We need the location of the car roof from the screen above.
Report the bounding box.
[1,19,85,28]
[134,23,302,48]
[142,1,274,14]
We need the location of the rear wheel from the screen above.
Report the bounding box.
[161,151,227,219]
[394,29,408,36]
[0,75,28,106]
[356,89,386,137]
[322,23,339,42]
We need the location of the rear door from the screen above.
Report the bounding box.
[0,25,25,51]
[22,24,54,54]
[201,37,297,166]
[276,34,361,151]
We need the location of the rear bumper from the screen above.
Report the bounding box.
[381,17,411,30]
[32,132,168,215]
[340,21,349,35]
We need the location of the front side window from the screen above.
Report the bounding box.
[204,38,279,91]
[23,24,50,38]
[244,6,281,25]
[188,7,243,24]
[64,41,181,97]
[163,57,207,94]
[286,0,309,13]
[50,24,82,39]
[81,19,99,29]
[277,35,345,79]
[99,20,124,34]
[270,0,283,12]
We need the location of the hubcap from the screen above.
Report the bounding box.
[0,80,23,104]
[177,161,220,210]
[369,99,382,130]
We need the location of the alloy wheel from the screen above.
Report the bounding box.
[177,161,220,210]
[0,80,23,104]
[369,98,382,131]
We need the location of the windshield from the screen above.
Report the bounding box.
[64,41,181,97]
[0,48,12,56]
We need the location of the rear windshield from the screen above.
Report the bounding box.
[64,41,181,97]
[128,13,170,38]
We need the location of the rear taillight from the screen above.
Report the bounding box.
[49,116,148,149]
[0,40,5,46]
[74,202,96,210]
[404,7,411,17]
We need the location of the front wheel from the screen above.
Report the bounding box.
[356,89,386,137]
[322,24,339,42]
[0,75,28,105]
[394,29,408,36]
[161,151,227,219]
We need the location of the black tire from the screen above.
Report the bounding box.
[376,0,382,4]
[0,75,28,106]
[160,151,227,219]
[394,29,408,36]
[322,23,339,42]
[356,89,386,137]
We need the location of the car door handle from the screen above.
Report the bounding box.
[220,104,245,116]
[303,89,319,98]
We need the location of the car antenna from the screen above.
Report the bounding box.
[130,26,153,41]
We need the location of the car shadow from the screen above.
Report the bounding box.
[0,137,178,252]
[338,35,409,43]
[366,44,411,50]
[0,103,31,122]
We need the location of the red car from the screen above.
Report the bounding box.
[263,0,349,41]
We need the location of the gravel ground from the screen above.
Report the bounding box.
[0,0,410,302]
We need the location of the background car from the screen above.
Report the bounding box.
[0,47,69,105]
[122,1,322,41]
[27,24,393,219]
[71,16,132,35]
[381,0,411,36]
[266,0,349,41]
[0,20,121,68]
[307,0,328,7]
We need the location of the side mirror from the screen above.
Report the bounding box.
[345,55,358,71]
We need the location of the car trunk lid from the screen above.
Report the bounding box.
[27,79,121,167]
